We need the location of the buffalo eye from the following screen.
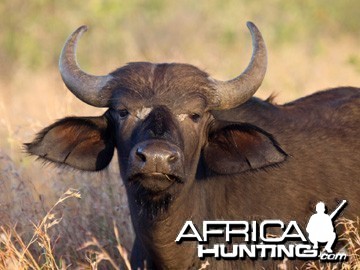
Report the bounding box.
[189,113,201,123]
[118,109,129,118]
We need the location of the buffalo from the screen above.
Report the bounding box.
[26,22,359,269]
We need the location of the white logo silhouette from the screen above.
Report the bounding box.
[306,200,347,253]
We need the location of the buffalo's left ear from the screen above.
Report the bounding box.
[25,115,114,171]
[203,122,287,174]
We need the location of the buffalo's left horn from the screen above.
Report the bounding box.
[212,22,267,110]
[59,26,112,107]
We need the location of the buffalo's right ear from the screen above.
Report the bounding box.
[203,121,287,174]
[25,115,114,171]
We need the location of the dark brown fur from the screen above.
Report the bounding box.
[26,62,360,269]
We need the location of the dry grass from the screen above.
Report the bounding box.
[338,218,360,269]
[0,148,133,269]
[78,221,131,270]
[0,189,132,270]
[0,189,78,270]
[301,218,360,270]
[0,197,359,270]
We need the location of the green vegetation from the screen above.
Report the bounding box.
[1,0,359,74]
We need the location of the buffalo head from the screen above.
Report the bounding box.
[27,22,286,215]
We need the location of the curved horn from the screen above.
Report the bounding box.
[59,26,112,107]
[212,22,267,110]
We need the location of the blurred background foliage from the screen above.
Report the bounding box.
[1,0,360,76]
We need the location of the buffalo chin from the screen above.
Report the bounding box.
[128,173,183,217]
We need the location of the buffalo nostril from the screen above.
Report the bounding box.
[136,148,147,162]
[167,153,179,163]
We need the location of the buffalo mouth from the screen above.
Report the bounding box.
[128,173,184,217]
[128,172,183,194]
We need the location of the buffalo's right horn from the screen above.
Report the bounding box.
[59,26,112,107]
[211,22,267,110]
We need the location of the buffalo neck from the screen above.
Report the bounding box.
[128,179,203,268]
